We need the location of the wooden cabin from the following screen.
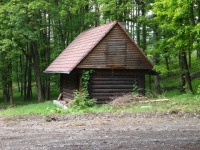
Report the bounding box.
[45,21,154,104]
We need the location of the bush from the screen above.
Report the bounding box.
[69,90,96,110]
[197,85,200,94]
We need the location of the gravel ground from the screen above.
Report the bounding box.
[0,112,200,150]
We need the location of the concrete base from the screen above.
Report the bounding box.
[53,100,68,109]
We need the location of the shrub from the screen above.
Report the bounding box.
[197,85,200,94]
[69,90,96,110]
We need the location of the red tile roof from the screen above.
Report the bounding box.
[44,21,118,74]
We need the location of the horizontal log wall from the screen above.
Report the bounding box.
[89,70,145,104]
[77,24,152,70]
[60,73,79,101]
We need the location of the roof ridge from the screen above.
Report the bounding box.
[44,20,153,74]
[79,21,118,34]
[68,21,118,73]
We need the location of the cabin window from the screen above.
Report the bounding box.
[106,40,126,67]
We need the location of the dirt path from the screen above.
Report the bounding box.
[0,112,200,150]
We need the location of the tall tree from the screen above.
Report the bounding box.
[153,0,196,92]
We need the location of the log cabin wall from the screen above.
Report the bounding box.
[60,73,79,100]
[89,69,145,104]
[77,24,152,70]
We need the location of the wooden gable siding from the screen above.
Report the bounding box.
[89,70,145,104]
[77,24,152,69]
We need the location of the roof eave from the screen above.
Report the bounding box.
[43,70,70,74]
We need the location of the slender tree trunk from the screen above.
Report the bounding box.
[182,52,193,92]
[45,17,51,100]
[8,62,14,106]
[16,61,21,92]
[8,80,14,106]
[23,55,28,101]
[131,5,135,39]
[118,0,123,22]
[2,75,8,103]
[94,2,100,27]
[179,52,186,92]
[197,0,200,58]
[153,55,160,94]
[27,54,32,100]
[188,51,191,68]
[31,41,43,102]
[136,4,141,46]
[189,0,194,67]
[20,55,23,97]
[141,1,146,51]
[179,51,193,92]
[165,56,169,70]
[153,24,160,94]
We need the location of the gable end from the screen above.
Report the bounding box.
[77,24,153,70]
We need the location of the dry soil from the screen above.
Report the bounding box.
[0,112,200,150]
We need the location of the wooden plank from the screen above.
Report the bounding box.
[92,78,138,81]
[91,80,135,85]
[77,24,153,70]
[91,89,132,93]
[91,85,133,89]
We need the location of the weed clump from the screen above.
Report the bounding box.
[68,91,96,110]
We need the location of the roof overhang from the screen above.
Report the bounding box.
[43,71,70,74]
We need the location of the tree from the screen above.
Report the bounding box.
[153,0,198,92]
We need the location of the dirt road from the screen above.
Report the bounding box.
[0,112,200,150]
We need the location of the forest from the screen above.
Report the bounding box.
[0,0,200,106]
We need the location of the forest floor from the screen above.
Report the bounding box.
[0,112,200,150]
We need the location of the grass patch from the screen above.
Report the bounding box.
[0,92,199,116]
[0,101,57,116]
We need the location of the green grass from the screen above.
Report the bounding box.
[1,92,199,116]
[0,101,57,116]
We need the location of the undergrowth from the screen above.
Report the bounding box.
[0,56,200,116]
[0,92,199,116]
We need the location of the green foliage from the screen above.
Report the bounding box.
[0,101,56,116]
[0,0,200,109]
[197,85,200,94]
[46,107,65,114]
[69,90,96,110]
[132,82,138,95]
[153,0,197,51]
[82,70,94,95]
[1,92,199,116]
[68,69,96,110]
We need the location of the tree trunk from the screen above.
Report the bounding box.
[23,54,28,101]
[197,0,200,58]
[16,61,21,92]
[153,55,161,94]
[179,52,186,92]
[141,1,146,51]
[8,80,14,106]
[153,23,160,94]
[8,62,14,106]
[181,52,193,92]
[31,41,43,102]
[136,4,141,46]
[20,55,23,97]
[27,54,32,100]
[188,51,191,68]
[165,56,169,70]
[2,75,8,103]
[94,2,100,27]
